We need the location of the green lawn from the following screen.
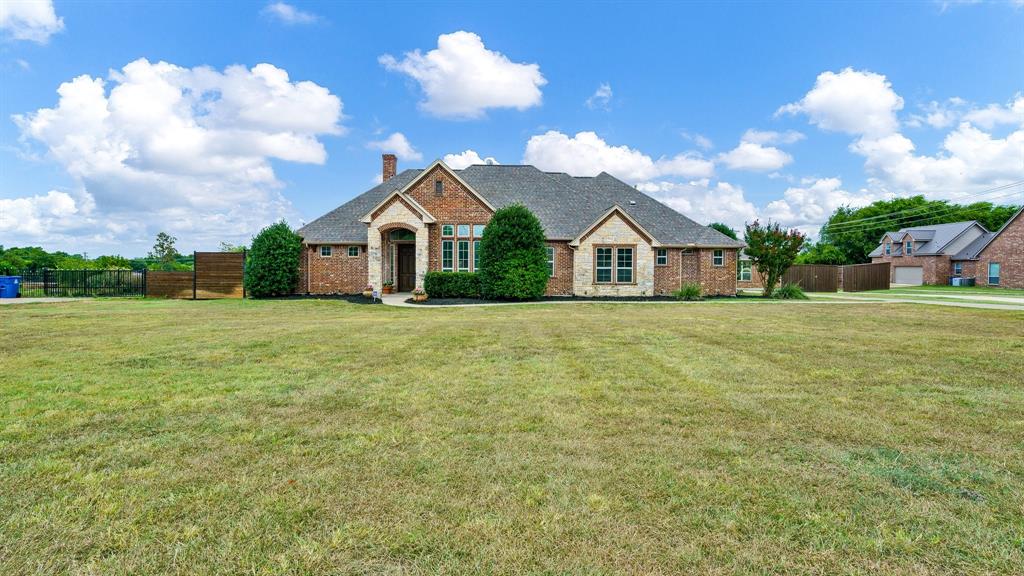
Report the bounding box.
[883,285,1024,297]
[2,299,1023,575]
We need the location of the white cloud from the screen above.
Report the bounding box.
[10,58,343,251]
[443,149,498,169]
[1,0,64,43]
[366,132,422,161]
[740,129,805,145]
[379,31,546,119]
[681,131,714,150]
[522,131,714,181]
[15,58,30,70]
[636,179,759,231]
[962,95,1024,129]
[718,141,793,172]
[0,190,81,237]
[585,83,613,111]
[778,68,904,138]
[762,177,881,236]
[261,2,318,25]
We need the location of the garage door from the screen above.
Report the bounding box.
[893,266,923,285]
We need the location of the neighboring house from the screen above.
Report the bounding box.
[869,208,1023,288]
[736,250,761,290]
[296,155,745,297]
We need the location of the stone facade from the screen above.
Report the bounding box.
[300,244,367,294]
[366,198,429,291]
[572,212,655,296]
[973,210,1023,289]
[871,254,950,285]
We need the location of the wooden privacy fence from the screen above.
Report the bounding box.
[781,264,839,292]
[145,251,245,299]
[842,262,890,292]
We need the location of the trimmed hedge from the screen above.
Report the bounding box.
[244,221,302,297]
[478,204,549,300]
[423,271,481,298]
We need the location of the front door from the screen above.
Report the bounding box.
[397,244,416,292]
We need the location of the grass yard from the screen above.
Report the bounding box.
[2,299,1023,575]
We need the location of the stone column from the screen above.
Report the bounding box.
[415,227,429,290]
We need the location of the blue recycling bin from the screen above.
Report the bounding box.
[0,276,21,298]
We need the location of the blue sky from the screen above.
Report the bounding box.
[2,0,1022,256]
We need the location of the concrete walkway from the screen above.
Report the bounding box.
[877,292,1024,304]
[810,293,1024,311]
[0,297,83,305]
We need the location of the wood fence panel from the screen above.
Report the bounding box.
[842,262,890,292]
[194,251,245,299]
[146,271,194,298]
[781,265,839,292]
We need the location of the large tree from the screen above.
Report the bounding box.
[708,222,738,240]
[148,232,182,270]
[744,220,807,298]
[821,196,1020,264]
[244,221,302,297]
[478,204,549,300]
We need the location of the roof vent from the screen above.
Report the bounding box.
[629,200,637,206]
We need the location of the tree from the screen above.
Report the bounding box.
[708,222,738,240]
[796,242,846,265]
[245,221,302,297]
[477,204,549,300]
[744,220,807,298]
[149,232,182,270]
[219,241,247,253]
[821,196,1020,264]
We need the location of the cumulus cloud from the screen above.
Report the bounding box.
[443,149,498,169]
[261,2,319,24]
[681,131,714,150]
[0,190,82,237]
[585,83,613,111]
[740,129,805,145]
[366,132,422,161]
[379,31,546,119]
[718,142,793,172]
[9,58,343,250]
[962,95,1024,129]
[636,179,759,231]
[777,68,904,137]
[762,177,881,236]
[1,0,64,43]
[522,131,714,181]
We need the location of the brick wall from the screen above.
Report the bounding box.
[303,244,368,294]
[546,241,574,296]
[405,165,493,271]
[871,254,950,284]
[653,248,682,295]
[697,248,738,296]
[975,211,1023,289]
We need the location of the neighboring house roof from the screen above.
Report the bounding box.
[869,221,984,257]
[298,163,745,248]
[951,205,1024,260]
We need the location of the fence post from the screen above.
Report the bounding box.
[241,248,246,299]
[192,251,197,300]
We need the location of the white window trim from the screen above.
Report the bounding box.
[320,245,332,257]
[905,241,913,256]
[473,224,486,237]
[737,261,752,282]
[473,240,481,272]
[457,224,471,238]
[712,249,724,267]
[546,246,555,277]
[988,262,1000,285]
[595,247,614,284]
[616,247,634,283]
[348,246,360,257]
[655,248,668,266]
[441,224,454,238]
[457,240,470,271]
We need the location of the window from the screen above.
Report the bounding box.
[457,224,471,238]
[616,248,634,283]
[441,240,454,271]
[441,224,454,237]
[457,240,470,271]
[656,248,668,266]
[713,249,724,267]
[546,246,555,277]
[737,261,752,282]
[905,241,913,255]
[473,240,481,271]
[953,262,962,276]
[473,224,485,237]
[320,245,332,257]
[348,246,360,257]
[434,180,443,196]
[595,247,613,283]
[389,229,415,241]
[989,262,1000,285]
[885,242,891,255]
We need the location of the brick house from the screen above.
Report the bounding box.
[868,207,1023,288]
[296,155,744,297]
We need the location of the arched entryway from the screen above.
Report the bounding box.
[383,227,417,292]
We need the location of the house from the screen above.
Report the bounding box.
[869,207,1023,288]
[296,155,745,297]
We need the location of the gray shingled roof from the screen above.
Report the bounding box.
[297,164,744,247]
[869,221,981,257]
[952,232,996,260]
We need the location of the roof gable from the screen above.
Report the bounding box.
[571,205,658,247]
[399,160,495,212]
[359,190,436,224]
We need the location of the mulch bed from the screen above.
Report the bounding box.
[264,294,383,304]
[405,295,688,306]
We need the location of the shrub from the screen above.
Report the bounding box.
[423,271,481,298]
[244,221,302,297]
[673,283,703,301]
[773,282,808,300]
[478,204,549,300]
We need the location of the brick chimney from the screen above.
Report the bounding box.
[382,154,397,182]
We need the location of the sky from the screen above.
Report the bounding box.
[1,0,1022,257]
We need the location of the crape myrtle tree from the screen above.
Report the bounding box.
[245,221,302,297]
[478,204,549,300]
[744,220,806,298]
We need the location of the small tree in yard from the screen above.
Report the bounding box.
[245,221,302,297]
[478,204,549,300]
[744,220,806,298]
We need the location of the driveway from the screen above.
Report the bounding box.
[0,297,84,305]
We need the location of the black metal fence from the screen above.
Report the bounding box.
[1,269,146,297]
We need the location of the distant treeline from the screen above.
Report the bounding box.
[0,245,194,272]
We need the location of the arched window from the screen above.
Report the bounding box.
[389,229,416,241]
